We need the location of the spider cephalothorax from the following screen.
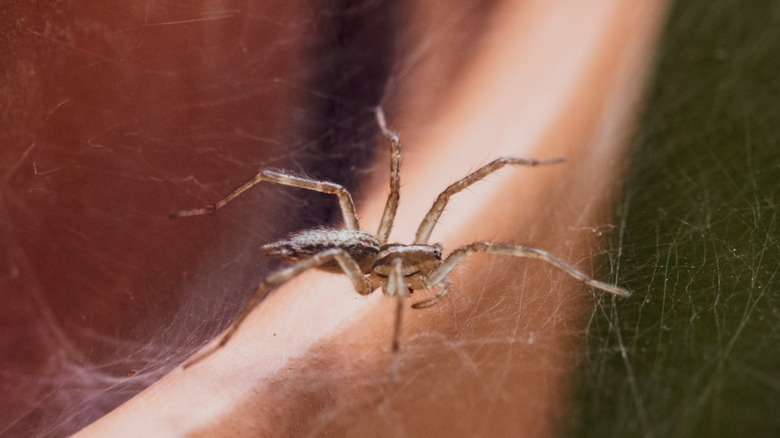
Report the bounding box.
[172,107,630,373]
[370,243,443,291]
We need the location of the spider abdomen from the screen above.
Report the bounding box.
[260,228,380,273]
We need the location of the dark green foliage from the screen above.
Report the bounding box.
[566,1,780,437]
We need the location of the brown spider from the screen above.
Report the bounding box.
[171,108,630,372]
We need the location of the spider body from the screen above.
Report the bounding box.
[261,228,380,273]
[261,228,442,293]
[371,244,442,290]
[172,107,630,373]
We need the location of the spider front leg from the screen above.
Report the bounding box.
[170,169,361,230]
[386,257,408,380]
[374,106,401,245]
[411,280,451,309]
[414,156,566,245]
[426,242,631,297]
[182,248,372,369]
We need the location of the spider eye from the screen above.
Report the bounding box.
[433,247,442,259]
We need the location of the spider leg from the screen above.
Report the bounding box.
[411,279,451,309]
[387,257,407,380]
[374,106,401,245]
[426,242,631,297]
[414,156,566,244]
[182,248,372,369]
[170,169,361,230]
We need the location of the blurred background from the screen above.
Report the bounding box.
[1,0,778,436]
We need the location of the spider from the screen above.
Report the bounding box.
[171,107,630,372]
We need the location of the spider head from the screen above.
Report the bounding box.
[372,244,443,290]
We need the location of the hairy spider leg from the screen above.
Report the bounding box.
[170,170,361,231]
[375,106,402,245]
[414,156,566,245]
[411,279,451,309]
[425,242,631,297]
[386,257,408,380]
[182,248,372,369]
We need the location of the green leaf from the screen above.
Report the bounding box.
[566,1,780,437]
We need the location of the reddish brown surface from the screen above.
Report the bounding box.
[2,1,311,435]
